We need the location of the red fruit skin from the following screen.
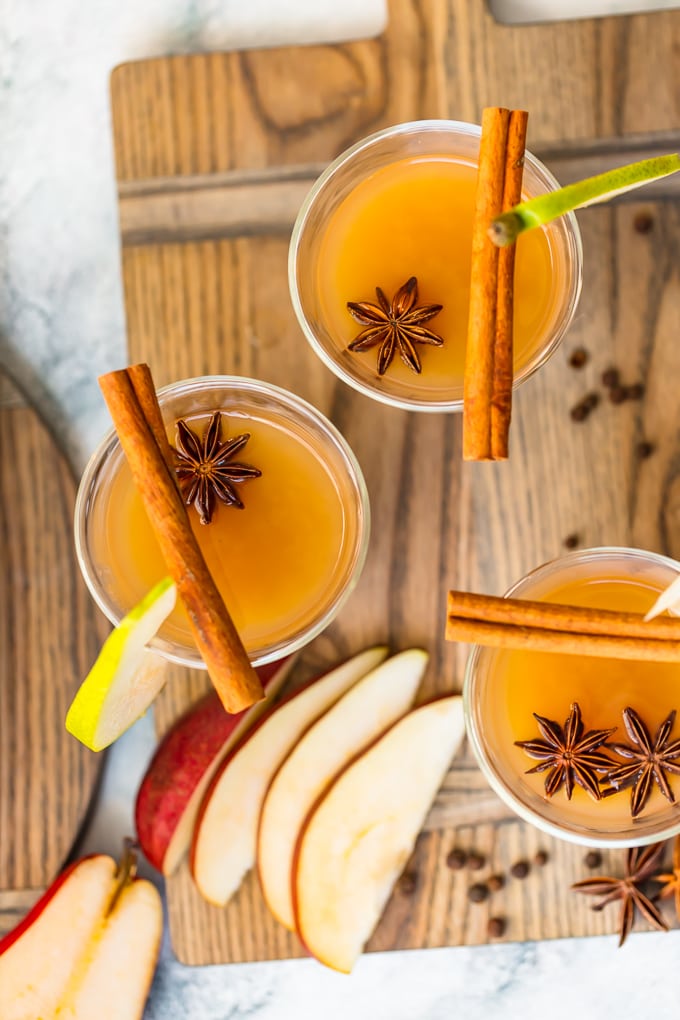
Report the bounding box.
[289,693,459,959]
[135,658,291,872]
[0,855,104,957]
[188,668,328,878]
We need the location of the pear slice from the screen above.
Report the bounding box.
[190,647,388,906]
[257,648,427,931]
[292,695,465,973]
[490,152,680,246]
[66,577,176,751]
[645,573,680,622]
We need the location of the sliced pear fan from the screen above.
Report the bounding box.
[66,577,176,751]
[293,695,465,973]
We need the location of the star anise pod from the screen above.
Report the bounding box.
[346,276,443,376]
[654,834,680,921]
[515,702,615,801]
[173,412,261,525]
[606,707,680,818]
[571,842,668,946]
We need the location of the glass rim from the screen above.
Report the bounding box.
[463,545,680,848]
[288,118,584,414]
[74,374,371,669]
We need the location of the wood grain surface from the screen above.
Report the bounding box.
[0,371,107,937]
[110,0,680,964]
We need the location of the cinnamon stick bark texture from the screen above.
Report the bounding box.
[446,590,680,662]
[490,110,528,461]
[125,362,177,468]
[463,107,510,461]
[99,367,264,713]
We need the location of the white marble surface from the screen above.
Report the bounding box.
[491,0,679,23]
[3,1,680,1017]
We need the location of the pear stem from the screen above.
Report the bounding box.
[108,838,139,915]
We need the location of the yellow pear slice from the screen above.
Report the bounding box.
[66,577,176,751]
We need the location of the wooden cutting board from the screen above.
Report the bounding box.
[110,0,680,964]
[0,371,107,937]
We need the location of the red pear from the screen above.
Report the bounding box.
[191,646,388,906]
[135,656,294,875]
[0,848,162,1019]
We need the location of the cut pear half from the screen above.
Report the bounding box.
[490,153,680,246]
[66,577,176,751]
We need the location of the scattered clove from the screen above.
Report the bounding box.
[397,870,418,895]
[601,367,620,390]
[568,347,589,369]
[467,852,486,871]
[637,440,655,460]
[633,210,654,234]
[570,401,590,423]
[468,883,489,903]
[446,849,467,871]
[487,916,507,938]
[510,860,530,880]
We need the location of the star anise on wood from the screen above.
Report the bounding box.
[346,276,443,376]
[654,834,680,921]
[173,412,261,525]
[606,707,680,818]
[515,702,615,801]
[571,843,668,946]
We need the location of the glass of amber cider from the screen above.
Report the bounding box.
[75,376,370,668]
[289,120,582,412]
[464,547,680,847]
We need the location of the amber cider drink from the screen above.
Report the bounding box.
[75,377,369,668]
[290,120,582,412]
[465,548,680,846]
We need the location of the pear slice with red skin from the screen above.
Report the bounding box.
[0,852,162,1019]
[292,695,465,973]
[190,646,388,906]
[257,648,428,931]
[55,878,162,1019]
[135,655,295,876]
[0,855,116,1017]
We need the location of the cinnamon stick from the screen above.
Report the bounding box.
[446,617,680,662]
[447,590,680,639]
[125,362,176,468]
[490,109,528,461]
[463,107,510,462]
[99,366,264,714]
[446,589,680,662]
